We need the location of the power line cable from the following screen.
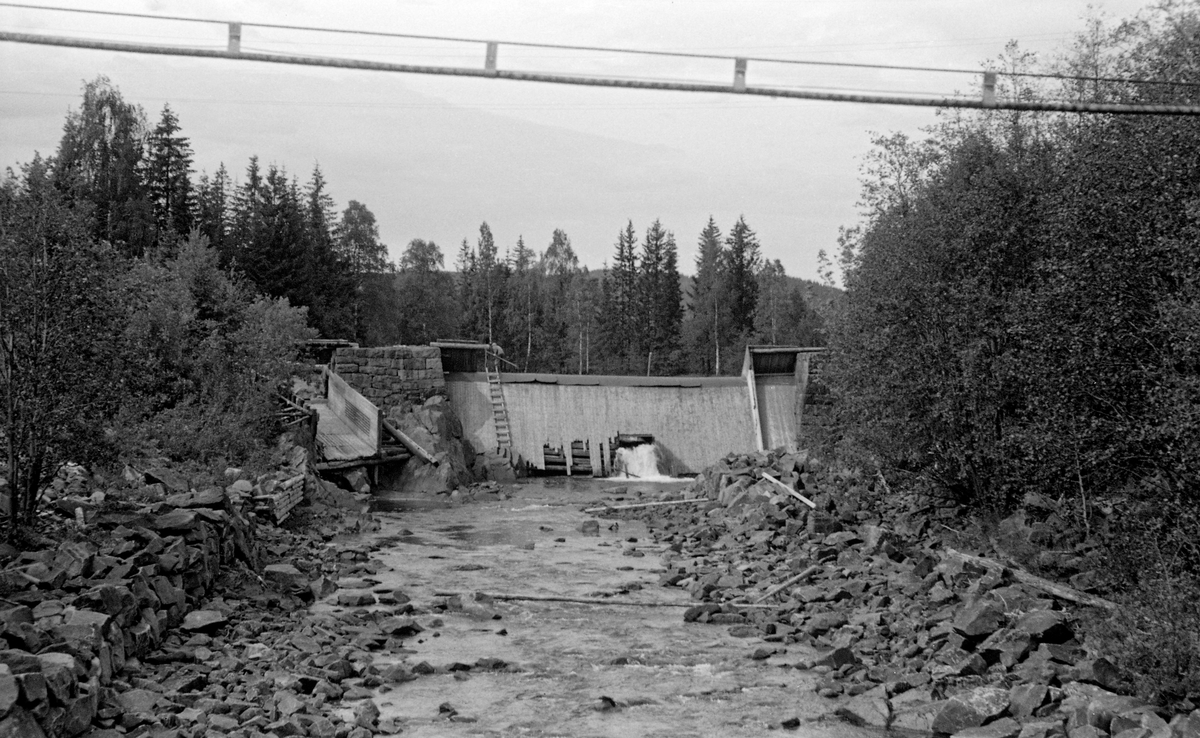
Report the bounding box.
[3,31,1198,116]
[3,0,1198,89]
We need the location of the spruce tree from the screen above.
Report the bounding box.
[195,164,231,260]
[686,216,729,374]
[639,220,683,375]
[600,221,640,373]
[145,104,195,241]
[725,215,762,338]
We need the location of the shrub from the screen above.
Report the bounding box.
[1087,497,1200,707]
[117,232,315,467]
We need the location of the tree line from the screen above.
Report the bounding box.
[407,215,824,376]
[41,74,826,372]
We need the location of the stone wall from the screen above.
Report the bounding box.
[331,346,445,413]
[0,483,259,737]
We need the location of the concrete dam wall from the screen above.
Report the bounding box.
[329,343,826,476]
[446,373,758,475]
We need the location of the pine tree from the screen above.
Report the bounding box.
[725,215,762,338]
[145,104,195,241]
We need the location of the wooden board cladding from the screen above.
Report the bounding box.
[327,369,381,451]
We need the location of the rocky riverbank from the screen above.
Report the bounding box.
[597,449,1200,738]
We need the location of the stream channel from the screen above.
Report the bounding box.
[324,478,889,738]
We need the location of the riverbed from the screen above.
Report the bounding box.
[328,478,885,737]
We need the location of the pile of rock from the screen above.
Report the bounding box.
[604,449,1200,738]
[76,503,504,737]
[0,473,258,737]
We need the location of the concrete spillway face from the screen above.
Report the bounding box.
[612,443,678,481]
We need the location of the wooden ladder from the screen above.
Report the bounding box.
[486,354,512,457]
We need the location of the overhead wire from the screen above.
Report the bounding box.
[1,3,1199,110]
[1,0,1192,87]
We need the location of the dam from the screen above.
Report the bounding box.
[323,341,826,477]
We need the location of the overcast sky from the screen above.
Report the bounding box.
[0,0,1151,281]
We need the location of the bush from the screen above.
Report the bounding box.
[1086,497,1200,707]
[117,232,315,466]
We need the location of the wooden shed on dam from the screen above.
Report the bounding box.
[440,344,826,475]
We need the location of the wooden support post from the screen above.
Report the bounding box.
[227,22,241,53]
[982,70,997,106]
[382,420,439,466]
[734,58,747,91]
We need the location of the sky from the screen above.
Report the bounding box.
[0,0,1152,282]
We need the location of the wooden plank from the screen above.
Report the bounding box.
[943,548,1116,610]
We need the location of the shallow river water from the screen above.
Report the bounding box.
[329,478,888,738]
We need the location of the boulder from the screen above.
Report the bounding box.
[0,707,45,738]
[164,487,226,509]
[264,564,308,592]
[0,670,17,715]
[954,599,1006,639]
[340,468,371,495]
[932,687,1011,735]
[836,685,890,727]
[1010,683,1049,719]
[149,509,197,533]
[1015,610,1074,644]
[892,695,942,733]
[392,458,459,495]
[181,610,228,633]
[143,467,190,494]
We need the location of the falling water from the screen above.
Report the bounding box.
[612,443,677,481]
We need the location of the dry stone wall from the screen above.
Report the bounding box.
[0,479,260,737]
[331,346,445,413]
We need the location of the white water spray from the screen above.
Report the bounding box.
[612,444,677,481]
